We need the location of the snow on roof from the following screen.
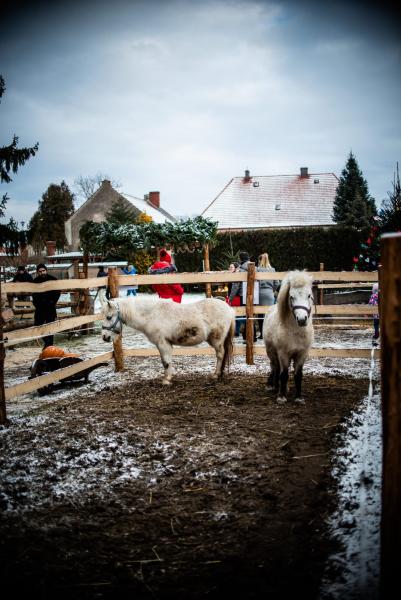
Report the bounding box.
[202,171,339,229]
[121,193,176,223]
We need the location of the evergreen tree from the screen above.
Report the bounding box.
[27,181,75,251]
[105,197,139,225]
[0,75,39,217]
[379,162,401,233]
[333,151,377,227]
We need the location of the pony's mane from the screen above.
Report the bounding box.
[277,270,313,321]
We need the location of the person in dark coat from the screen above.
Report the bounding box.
[8,265,33,305]
[148,249,184,303]
[97,266,111,299]
[32,263,61,348]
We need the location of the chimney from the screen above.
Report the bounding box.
[243,169,251,183]
[46,241,56,256]
[300,167,308,178]
[148,191,160,208]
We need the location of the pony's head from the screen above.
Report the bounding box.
[277,270,314,327]
[99,292,122,342]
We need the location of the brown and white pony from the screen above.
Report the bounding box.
[263,271,314,403]
[100,294,235,385]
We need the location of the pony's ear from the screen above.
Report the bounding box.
[98,288,107,307]
[277,278,290,321]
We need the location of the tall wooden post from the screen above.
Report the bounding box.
[108,267,124,372]
[319,262,324,305]
[203,243,212,298]
[0,277,7,425]
[245,262,255,365]
[380,232,401,598]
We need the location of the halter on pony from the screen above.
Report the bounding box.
[102,308,123,335]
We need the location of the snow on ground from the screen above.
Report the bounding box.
[1,293,382,597]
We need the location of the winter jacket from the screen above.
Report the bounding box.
[12,270,33,300]
[257,267,277,306]
[148,251,184,303]
[228,260,251,304]
[121,265,138,291]
[32,273,61,321]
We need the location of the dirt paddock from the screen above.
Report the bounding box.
[0,370,369,600]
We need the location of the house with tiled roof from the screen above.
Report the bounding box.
[202,168,339,231]
[65,180,176,250]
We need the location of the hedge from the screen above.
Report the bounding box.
[173,226,367,273]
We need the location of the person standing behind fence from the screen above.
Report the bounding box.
[32,263,61,348]
[8,265,33,307]
[121,263,138,296]
[97,266,111,300]
[148,248,184,303]
[228,251,257,342]
[369,282,379,343]
[226,262,242,336]
[257,253,278,340]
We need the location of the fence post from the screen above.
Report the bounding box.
[203,243,212,298]
[108,267,124,372]
[245,262,255,365]
[319,262,324,305]
[0,277,7,425]
[380,232,401,598]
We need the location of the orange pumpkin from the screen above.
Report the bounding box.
[39,346,80,360]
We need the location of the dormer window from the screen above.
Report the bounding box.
[314,178,319,184]
[275,203,281,211]
[253,181,259,187]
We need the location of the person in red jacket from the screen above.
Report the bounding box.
[148,248,184,303]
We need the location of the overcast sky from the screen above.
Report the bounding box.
[1,0,400,226]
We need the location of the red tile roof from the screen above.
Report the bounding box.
[202,171,339,229]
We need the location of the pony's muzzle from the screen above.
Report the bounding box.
[102,332,111,342]
[296,315,308,327]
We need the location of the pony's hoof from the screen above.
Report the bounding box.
[211,373,219,380]
[276,396,287,404]
[294,397,305,405]
[162,379,172,386]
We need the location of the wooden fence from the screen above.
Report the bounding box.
[0,268,379,417]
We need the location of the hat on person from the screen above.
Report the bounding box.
[36,263,47,271]
[127,264,134,270]
[159,249,172,263]
[17,265,26,271]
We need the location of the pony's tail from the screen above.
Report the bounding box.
[221,315,235,375]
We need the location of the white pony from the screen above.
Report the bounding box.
[100,294,235,385]
[263,270,314,404]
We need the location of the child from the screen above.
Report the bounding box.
[369,283,379,341]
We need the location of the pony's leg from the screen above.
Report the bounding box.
[156,340,174,385]
[267,354,279,391]
[293,354,305,404]
[277,356,289,404]
[210,341,225,379]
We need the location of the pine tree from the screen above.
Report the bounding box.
[0,75,39,217]
[333,151,377,227]
[105,197,139,225]
[379,162,401,233]
[27,181,75,251]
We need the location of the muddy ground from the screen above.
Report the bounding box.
[0,369,369,600]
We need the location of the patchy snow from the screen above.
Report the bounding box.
[1,293,382,594]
